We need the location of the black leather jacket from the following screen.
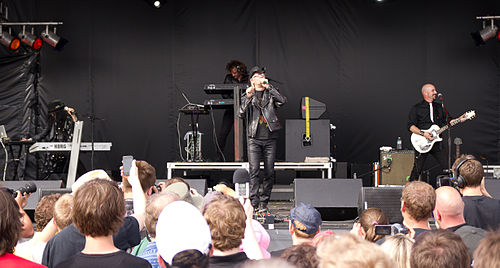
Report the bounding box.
[239,85,287,138]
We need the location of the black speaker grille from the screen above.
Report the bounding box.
[360,187,403,223]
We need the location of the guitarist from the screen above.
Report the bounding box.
[407,83,466,185]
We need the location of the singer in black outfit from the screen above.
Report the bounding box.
[216,60,249,161]
[24,99,79,180]
[408,84,464,185]
[239,66,286,211]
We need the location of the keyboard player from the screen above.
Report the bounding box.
[22,99,82,179]
[216,60,249,161]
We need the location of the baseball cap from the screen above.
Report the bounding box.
[156,201,212,265]
[164,182,204,210]
[248,66,266,78]
[290,203,322,234]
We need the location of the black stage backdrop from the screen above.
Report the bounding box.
[0,0,499,179]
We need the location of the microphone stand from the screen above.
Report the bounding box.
[440,95,452,175]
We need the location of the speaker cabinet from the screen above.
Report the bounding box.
[379,150,414,185]
[286,119,330,162]
[360,187,403,223]
[0,180,63,210]
[295,178,362,220]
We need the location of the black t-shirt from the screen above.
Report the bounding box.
[254,91,279,140]
[54,251,151,268]
[463,195,500,230]
[42,217,141,268]
[209,252,250,268]
[412,228,431,240]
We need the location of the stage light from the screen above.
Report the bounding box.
[144,0,166,8]
[0,28,20,51]
[471,18,499,46]
[40,25,67,51]
[18,26,42,50]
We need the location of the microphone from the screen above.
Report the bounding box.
[437,93,443,99]
[64,106,75,114]
[233,169,250,198]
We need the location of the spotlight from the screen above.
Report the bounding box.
[0,28,20,51]
[40,25,67,51]
[144,0,166,8]
[471,19,498,46]
[18,27,42,50]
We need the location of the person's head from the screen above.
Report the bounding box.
[249,65,266,86]
[72,169,112,193]
[53,193,74,231]
[280,244,318,268]
[226,60,247,79]
[434,186,465,229]
[316,233,394,268]
[156,201,212,267]
[164,181,203,210]
[289,203,322,240]
[145,191,180,239]
[451,155,484,188]
[47,99,67,120]
[72,179,125,237]
[357,208,389,242]
[0,188,22,256]
[421,83,437,102]
[410,229,470,268]
[380,234,414,268]
[34,193,61,231]
[401,181,435,222]
[170,249,209,268]
[203,195,246,251]
[122,160,157,195]
[473,230,500,268]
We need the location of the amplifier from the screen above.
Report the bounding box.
[379,150,414,185]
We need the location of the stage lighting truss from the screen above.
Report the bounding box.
[0,22,64,52]
[0,2,63,52]
[471,16,500,46]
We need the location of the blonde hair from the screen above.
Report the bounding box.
[54,194,74,230]
[380,234,414,268]
[317,233,394,268]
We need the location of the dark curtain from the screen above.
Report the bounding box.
[0,0,498,179]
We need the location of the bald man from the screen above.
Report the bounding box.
[407,83,465,185]
[434,186,485,258]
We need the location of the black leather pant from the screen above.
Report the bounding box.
[247,137,277,208]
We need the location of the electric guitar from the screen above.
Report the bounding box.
[411,110,475,153]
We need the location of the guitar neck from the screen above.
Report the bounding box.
[436,118,461,135]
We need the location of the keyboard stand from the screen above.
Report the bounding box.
[66,121,83,188]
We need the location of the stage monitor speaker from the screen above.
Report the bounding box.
[157,179,207,196]
[0,180,63,210]
[380,150,414,185]
[485,179,500,199]
[286,119,330,162]
[294,178,362,220]
[360,186,403,223]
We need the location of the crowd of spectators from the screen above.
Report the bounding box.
[1,154,500,268]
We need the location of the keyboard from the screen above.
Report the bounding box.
[203,99,234,108]
[29,142,112,153]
